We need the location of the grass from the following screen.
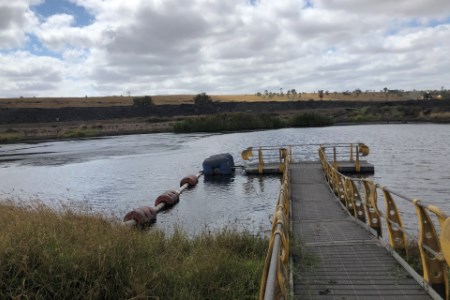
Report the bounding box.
[173,112,334,133]
[0,132,25,143]
[0,202,267,299]
[59,127,101,139]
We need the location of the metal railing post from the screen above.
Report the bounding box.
[289,145,293,162]
[355,145,361,173]
[350,143,354,161]
[333,147,337,169]
[258,147,264,174]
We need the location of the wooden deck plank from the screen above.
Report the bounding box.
[290,163,432,299]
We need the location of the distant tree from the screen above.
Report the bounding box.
[291,89,297,96]
[133,95,154,106]
[318,90,324,99]
[194,93,212,105]
[383,87,388,93]
[279,88,284,96]
[286,90,291,98]
[256,92,262,97]
[424,91,432,100]
[264,90,269,97]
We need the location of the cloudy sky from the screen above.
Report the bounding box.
[1,0,450,97]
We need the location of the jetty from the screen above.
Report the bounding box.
[244,144,449,300]
[291,162,430,299]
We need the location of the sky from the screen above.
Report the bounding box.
[1,0,450,98]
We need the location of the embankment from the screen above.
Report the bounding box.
[1,99,450,142]
[3,99,449,124]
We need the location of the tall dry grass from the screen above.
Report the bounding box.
[0,202,267,299]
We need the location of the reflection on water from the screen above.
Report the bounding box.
[1,124,450,235]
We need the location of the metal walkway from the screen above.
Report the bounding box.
[291,162,432,299]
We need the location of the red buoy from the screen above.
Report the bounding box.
[154,190,180,207]
[123,206,156,226]
[180,174,199,188]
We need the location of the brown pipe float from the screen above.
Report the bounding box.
[123,206,156,227]
[180,174,199,188]
[154,190,180,208]
[123,172,203,227]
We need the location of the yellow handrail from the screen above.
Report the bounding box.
[319,145,450,299]
[258,147,291,300]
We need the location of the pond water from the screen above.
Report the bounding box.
[0,124,449,235]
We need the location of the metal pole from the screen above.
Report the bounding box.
[350,143,354,161]
[264,224,282,300]
[333,147,337,169]
[289,145,293,162]
[258,147,264,174]
[356,145,360,172]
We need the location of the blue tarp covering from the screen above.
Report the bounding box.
[202,153,235,175]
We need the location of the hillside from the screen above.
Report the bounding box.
[0,91,431,109]
[0,93,449,143]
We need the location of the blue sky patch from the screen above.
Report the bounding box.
[428,16,450,28]
[26,34,63,59]
[31,0,94,27]
[303,0,314,9]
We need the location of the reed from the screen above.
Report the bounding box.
[173,113,284,133]
[0,202,267,299]
[288,112,334,127]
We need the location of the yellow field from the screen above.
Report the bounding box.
[214,92,420,102]
[0,92,421,109]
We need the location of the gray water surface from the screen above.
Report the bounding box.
[1,124,449,234]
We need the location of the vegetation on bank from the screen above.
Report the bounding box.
[3,100,450,143]
[0,131,25,143]
[0,202,267,299]
[173,112,334,133]
[288,112,334,127]
[0,126,103,143]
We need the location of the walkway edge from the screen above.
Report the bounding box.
[323,169,444,300]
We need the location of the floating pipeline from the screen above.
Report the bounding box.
[180,174,199,187]
[154,190,180,208]
[123,153,236,227]
[202,153,235,175]
[123,172,203,227]
[123,206,157,227]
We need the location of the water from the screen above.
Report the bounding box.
[1,124,449,235]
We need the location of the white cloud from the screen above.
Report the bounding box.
[0,1,40,48]
[35,13,98,50]
[0,51,64,96]
[1,0,450,97]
